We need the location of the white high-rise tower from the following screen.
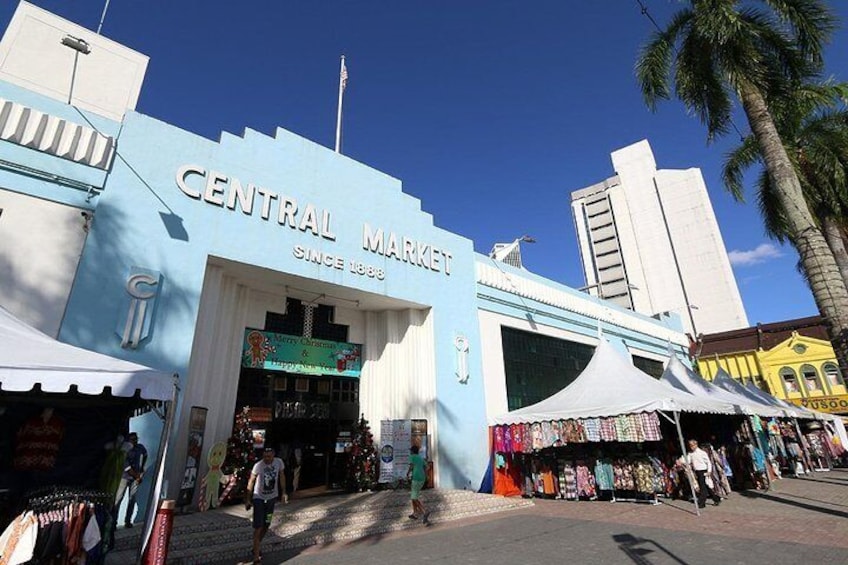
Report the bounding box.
[570,140,748,337]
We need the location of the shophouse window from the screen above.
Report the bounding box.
[632,355,664,379]
[800,364,821,392]
[822,363,844,387]
[779,367,799,394]
[501,327,595,411]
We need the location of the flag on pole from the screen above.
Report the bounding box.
[341,60,349,91]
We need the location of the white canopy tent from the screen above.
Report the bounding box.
[0,305,176,561]
[490,340,737,426]
[490,340,740,516]
[742,382,820,420]
[0,305,174,400]
[660,354,784,418]
[712,368,807,419]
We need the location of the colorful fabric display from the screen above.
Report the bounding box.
[493,426,505,452]
[551,420,564,446]
[575,460,596,498]
[503,425,513,453]
[13,413,65,471]
[583,418,601,442]
[599,418,617,441]
[629,414,644,442]
[633,460,654,494]
[615,415,633,442]
[510,424,523,453]
[613,459,635,490]
[595,459,614,491]
[522,424,533,453]
[641,412,662,441]
[531,423,544,451]
[562,462,578,500]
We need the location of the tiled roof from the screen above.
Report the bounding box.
[697,316,829,356]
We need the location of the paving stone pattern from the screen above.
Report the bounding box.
[108,469,848,564]
[106,488,533,564]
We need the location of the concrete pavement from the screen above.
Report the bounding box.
[229,468,848,565]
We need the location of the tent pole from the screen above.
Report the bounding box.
[792,418,814,472]
[137,375,180,564]
[673,410,700,517]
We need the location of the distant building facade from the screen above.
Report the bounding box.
[696,317,848,416]
[570,140,748,337]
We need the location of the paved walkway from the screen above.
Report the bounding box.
[219,468,848,564]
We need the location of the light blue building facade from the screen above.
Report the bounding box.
[0,2,689,522]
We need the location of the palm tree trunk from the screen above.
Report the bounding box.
[739,82,848,381]
[822,215,848,291]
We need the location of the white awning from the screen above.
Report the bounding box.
[490,340,737,425]
[660,354,783,417]
[0,306,174,401]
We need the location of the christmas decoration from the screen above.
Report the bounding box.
[220,406,257,504]
[345,414,378,492]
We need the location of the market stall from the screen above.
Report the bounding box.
[712,370,833,476]
[661,355,786,490]
[0,306,177,563]
[489,340,737,514]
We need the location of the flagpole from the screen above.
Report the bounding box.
[96,0,112,34]
[335,55,346,154]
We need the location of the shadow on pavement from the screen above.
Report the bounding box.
[612,533,689,565]
[791,475,848,487]
[739,490,848,519]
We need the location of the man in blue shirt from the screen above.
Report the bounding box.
[114,432,148,527]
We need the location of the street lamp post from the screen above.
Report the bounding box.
[61,35,91,105]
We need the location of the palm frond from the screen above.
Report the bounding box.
[723,136,761,201]
[764,0,837,66]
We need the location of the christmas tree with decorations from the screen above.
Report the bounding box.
[221,406,257,503]
[345,414,378,492]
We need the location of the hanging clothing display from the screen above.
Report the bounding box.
[12,410,65,472]
[0,487,113,565]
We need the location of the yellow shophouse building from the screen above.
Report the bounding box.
[694,317,848,416]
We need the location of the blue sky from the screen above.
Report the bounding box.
[4,0,848,326]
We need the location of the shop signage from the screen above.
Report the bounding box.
[242,329,362,377]
[275,401,330,419]
[175,164,453,280]
[789,394,848,414]
[378,419,412,483]
[117,267,161,349]
[176,406,207,508]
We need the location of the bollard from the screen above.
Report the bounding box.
[142,499,175,565]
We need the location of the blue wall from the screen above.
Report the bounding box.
[59,111,490,502]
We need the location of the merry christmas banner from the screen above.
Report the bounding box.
[242,329,362,377]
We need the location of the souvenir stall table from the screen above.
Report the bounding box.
[489,340,738,515]
[0,306,177,564]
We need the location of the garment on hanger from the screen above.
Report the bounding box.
[13,410,65,471]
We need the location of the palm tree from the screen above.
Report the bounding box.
[636,0,848,378]
[723,82,848,288]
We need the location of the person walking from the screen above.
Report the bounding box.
[406,445,430,525]
[113,432,147,527]
[245,448,285,563]
[687,439,721,508]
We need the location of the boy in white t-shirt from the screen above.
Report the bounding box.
[245,448,284,563]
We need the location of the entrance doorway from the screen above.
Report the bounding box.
[235,299,360,494]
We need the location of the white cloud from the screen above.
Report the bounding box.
[728,243,783,267]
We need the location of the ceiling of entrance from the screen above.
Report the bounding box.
[209,256,429,311]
